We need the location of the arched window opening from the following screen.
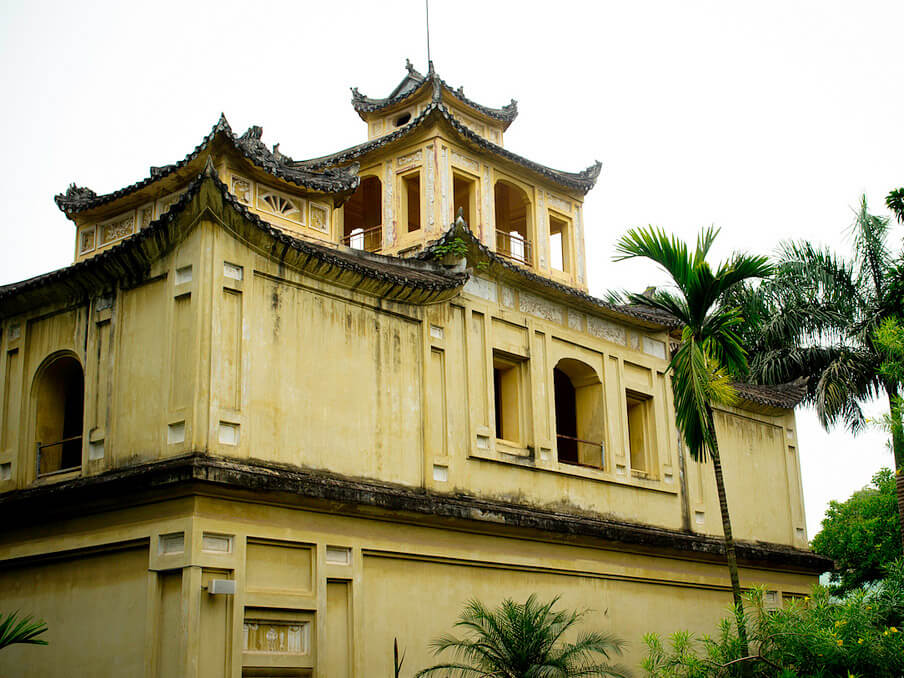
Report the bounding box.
[342,176,382,252]
[35,356,84,477]
[494,181,532,266]
[553,359,604,469]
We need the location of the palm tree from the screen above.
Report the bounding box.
[742,197,904,549]
[415,595,630,678]
[0,612,48,651]
[613,226,773,654]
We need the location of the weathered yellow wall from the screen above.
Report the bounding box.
[0,496,818,677]
[0,216,809,547]
[0,545,149,677]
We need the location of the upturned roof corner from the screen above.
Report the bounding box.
[350,59,519,130]
[53,115,362,218]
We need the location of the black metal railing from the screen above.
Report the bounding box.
[35,436,82,477]
[342,225,383,253]
[556,433,605,470]
[496,230,532,267]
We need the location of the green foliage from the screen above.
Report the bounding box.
[642,560,904,678]
[811,469,902,595]
[875,317,904,385]
[0,612,48,650]
[887,187,904,224]
[743,197,898,437]
[613,225,773,464]
[415,594,630,678]
[433,237,469,259]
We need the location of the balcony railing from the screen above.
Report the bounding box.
[35,436,82,478]
[342,225,382,253]
[496,230,532,267]
[556,433,605,470]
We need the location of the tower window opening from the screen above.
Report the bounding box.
[342,176,382,252]
[394,112,412,127]
[494,181,532,266]
[34,356,84,477]
[627,391,654,476]
[453,173,476,226]
[493,353,523,444]
[403,172,421,233]
[553,359,604,469]
[549,213,570,272]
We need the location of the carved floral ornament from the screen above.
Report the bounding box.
[79,227,96,254]
[100,213,135,245]
[243,620,309,654]
[309,203,329,233]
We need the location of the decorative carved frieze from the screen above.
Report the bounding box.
[230,175,253,205]
[243,620,309,654]
[451,150,479,173]
[100,214,134,245]
[138,204,155,230]
[309,203,329,233]
[547,193,571,214]
[79,227,96,254]
[258,189,304,224]
[397,150,422,168]
[519,291,563,323]
[587,317,626,346]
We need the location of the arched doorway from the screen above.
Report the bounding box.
[553,358,604,468]
[34,355,84,476]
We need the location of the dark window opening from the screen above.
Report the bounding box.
[554,368,578,464]
[554,359,604,469]
[453,174,476,226]
[342,176,382,252]
[404,173,421,233]
[394,112,412,127]
[35,356,84,477]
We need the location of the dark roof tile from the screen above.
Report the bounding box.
[54,115,360,216]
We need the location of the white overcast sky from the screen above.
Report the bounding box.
[2,1,902,539]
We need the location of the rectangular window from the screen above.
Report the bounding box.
[626,392,652,475]
[493,353,522,444]
[453,173,476,226]
[403,172,421,233]
[549,213,570,272]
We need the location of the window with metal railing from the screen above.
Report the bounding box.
[494,180,532,266]
[342,176,382,252]
[553,359,605,469]
[34,355,84,477]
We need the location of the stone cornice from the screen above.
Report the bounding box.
[0,453,832,574]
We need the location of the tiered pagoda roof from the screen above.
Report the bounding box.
[351,59,519,129]
[54,115,361,217]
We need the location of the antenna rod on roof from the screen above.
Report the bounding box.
[425,0,433,70]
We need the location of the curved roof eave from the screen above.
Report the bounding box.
[297,102,600,195]
[53,115,361,217]
[350,62,518,130]
[3,164,464,318]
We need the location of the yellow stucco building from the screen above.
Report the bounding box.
[0,62,827,676]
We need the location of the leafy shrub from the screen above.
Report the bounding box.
[641,559,904,678]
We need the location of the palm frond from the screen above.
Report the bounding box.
[849,195,892,300]
[887,187,904,224]
[417,596,627,678]
[0,612,48,650]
